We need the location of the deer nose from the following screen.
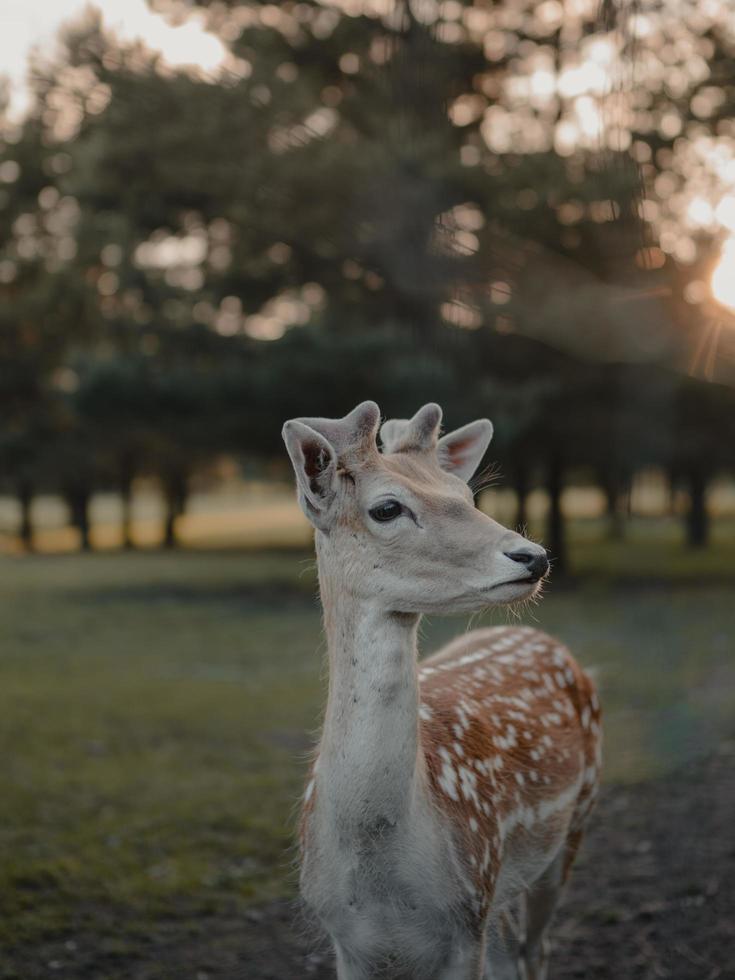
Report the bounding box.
[504,549,549,581]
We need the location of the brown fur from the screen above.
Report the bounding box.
[419,625,601,916]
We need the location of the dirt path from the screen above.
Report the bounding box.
[5,745,734,979]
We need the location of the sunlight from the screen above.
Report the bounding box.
[74,0,228,73]
[2,0,227,118]
[714,195,735,234]
[711,238,735,313]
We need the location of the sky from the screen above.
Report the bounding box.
[1,0,227,117]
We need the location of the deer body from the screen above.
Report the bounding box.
[283,402,601,980]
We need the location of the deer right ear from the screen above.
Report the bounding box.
[437,419,494,483]
[282,420,339,532]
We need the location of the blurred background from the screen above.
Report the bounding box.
[0,1,733,977]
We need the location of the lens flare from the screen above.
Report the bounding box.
[711,239,735,313]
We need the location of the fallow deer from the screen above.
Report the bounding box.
[282,401,601,980]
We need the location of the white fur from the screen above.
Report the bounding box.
[302,597,479,977]
[282,403,571,980]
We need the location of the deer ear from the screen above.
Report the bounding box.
[437,419,494,483]
[282,420,339,531]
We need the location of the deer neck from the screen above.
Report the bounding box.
[316,551,423,832]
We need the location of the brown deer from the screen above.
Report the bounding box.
[282,401,601,980]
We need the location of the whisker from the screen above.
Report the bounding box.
[470,461,503,497]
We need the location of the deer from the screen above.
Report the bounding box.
[282,400,601,980]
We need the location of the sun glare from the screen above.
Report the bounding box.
[711,238,735,313]
[2,0,228,118]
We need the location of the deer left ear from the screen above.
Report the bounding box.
[437,419,494,483]
[282,419,339,532]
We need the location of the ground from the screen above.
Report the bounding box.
[4,747,734,979]
[235,745,735,980]
[0,520,733,979]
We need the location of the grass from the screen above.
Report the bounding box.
[0,551,323,958]
[0,522,733,963]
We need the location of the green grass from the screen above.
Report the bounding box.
[0,525,733,959]
[0,551,323,954]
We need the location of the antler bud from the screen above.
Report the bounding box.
[294,400,381,462]
[380,403,443,454]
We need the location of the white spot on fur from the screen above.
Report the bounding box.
[458,765,480,808]
[438,748,459,801]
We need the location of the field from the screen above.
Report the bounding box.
[1,518,734,978]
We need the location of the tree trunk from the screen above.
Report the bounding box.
[666,469,679,517]
[546,453,567,575]
[67,488,92,552]
[686,468,709,548]
[162,471,188,549]
[120,474,135,550]
[601,469,626,541]
[163,503,177,549]
[79,500,91,551]
[18,480,34,552]
[513,463,529,532]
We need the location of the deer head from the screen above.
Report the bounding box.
[282,401,548,614]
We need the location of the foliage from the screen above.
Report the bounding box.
[0,1,733,553]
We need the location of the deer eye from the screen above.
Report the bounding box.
[369,500,403,523]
